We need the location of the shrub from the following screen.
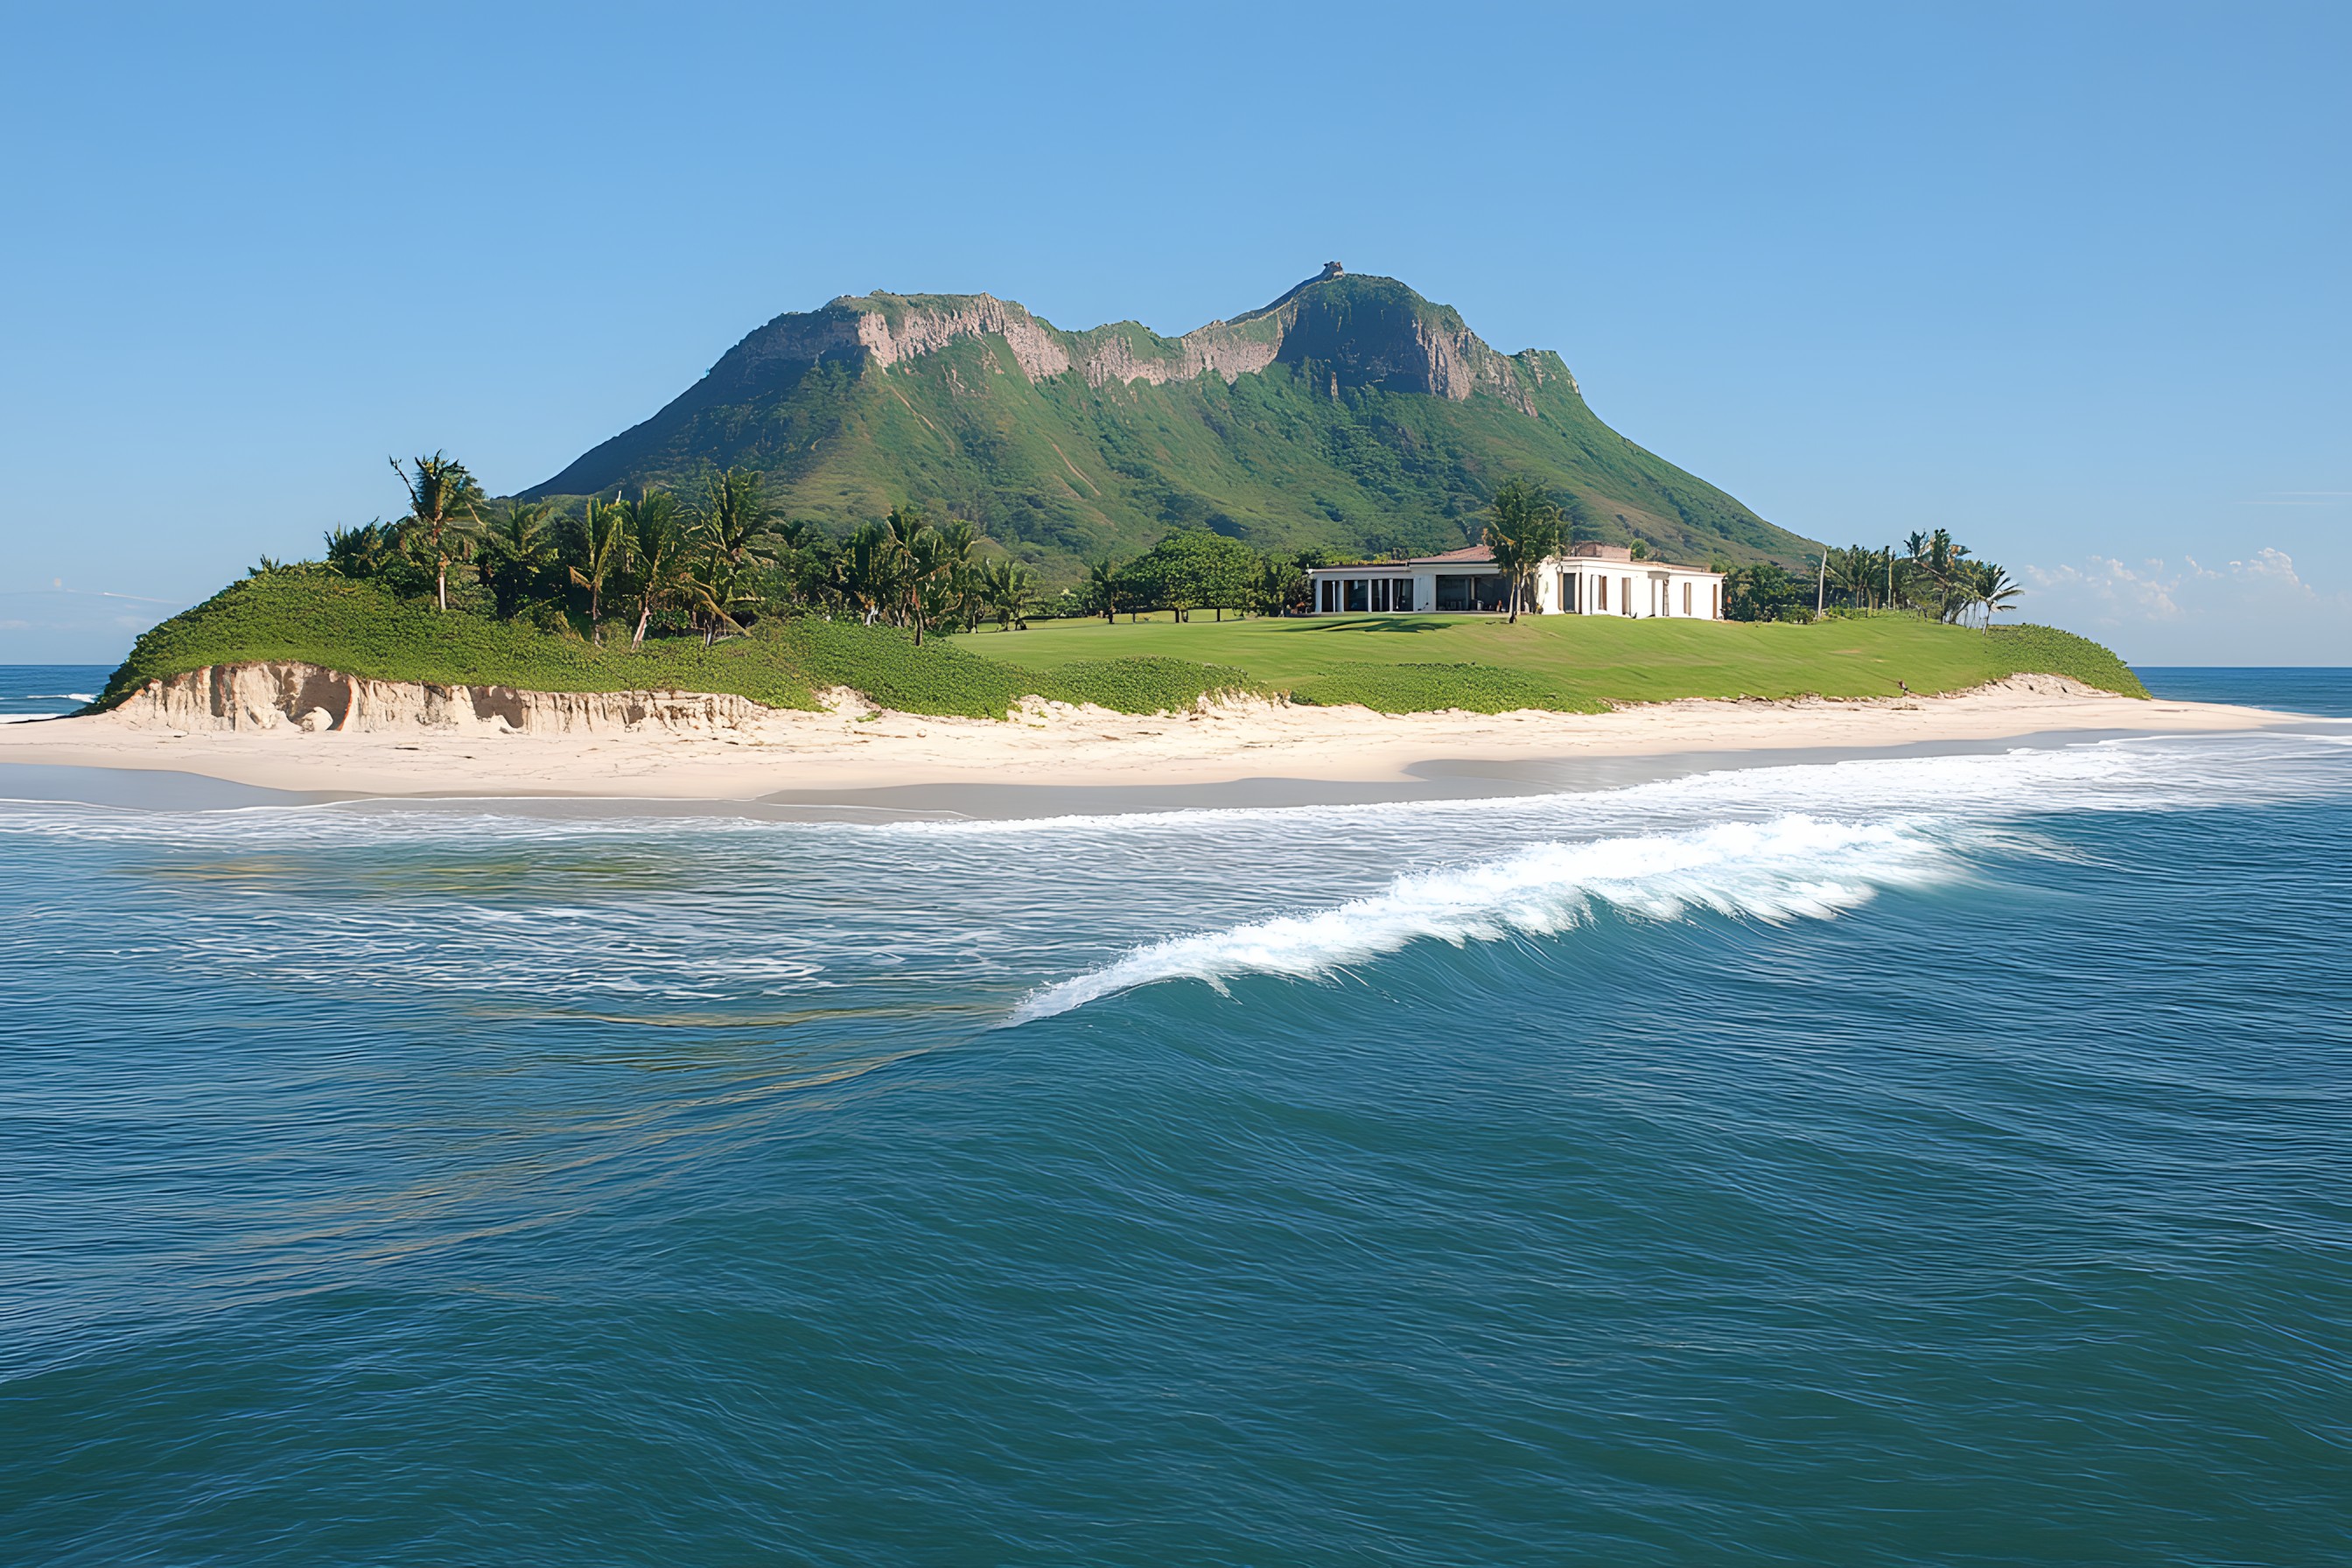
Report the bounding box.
[1984,624,2150,698]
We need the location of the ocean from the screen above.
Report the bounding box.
[3,668,2348,1564]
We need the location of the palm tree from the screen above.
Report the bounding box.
[882,505,964,645]
[834,522,898,626]
[390,452,484,612]
[620,489,691,648]
[933,519,983,634]
[479,499,557,620]
[1086,558,1123,625]
[1971,562,2022,628]
[685,550,761,646]
[1482,479,1563,623]
[324,520,397,580]
[981,557,1037,630]
[697,467,778,570]
[567,496,629,642]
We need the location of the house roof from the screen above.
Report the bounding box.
[1304,547,1725,576]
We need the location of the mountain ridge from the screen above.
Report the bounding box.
[528,265,1814,575]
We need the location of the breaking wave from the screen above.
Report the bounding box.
[1010,815,1969,1023]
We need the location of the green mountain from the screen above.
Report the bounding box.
[528,263,1813,573]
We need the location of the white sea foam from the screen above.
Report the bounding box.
[1008,815,1962,1024]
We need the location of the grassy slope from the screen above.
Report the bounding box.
[552,346,1814,576]
[526,276,1815,578]
[95,573,2146,724]
[962,612,2152,712]
[93,574,1261,721]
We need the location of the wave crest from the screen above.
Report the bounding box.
[1009,816,1956,1024]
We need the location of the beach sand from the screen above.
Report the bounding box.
[0,676,2301,816]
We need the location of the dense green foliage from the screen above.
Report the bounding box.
[94,572,1263,720]
[525,271,1818,584]
[1722,528,2023,626]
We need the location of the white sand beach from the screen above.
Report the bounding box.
[0,674,2298,806]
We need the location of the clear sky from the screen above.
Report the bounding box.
[2,1,2343,665]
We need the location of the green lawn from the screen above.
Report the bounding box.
[961,612,2148,711]
[94,572,2146,723]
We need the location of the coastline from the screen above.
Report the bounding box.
[0,675,2303,816]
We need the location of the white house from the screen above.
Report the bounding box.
[1304,542,1725,620]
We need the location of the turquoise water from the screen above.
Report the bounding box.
[4,673,2349,1564]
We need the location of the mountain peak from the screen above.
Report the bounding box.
[525,268,1810,573]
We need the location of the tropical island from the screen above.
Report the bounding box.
[10,265,2268,801]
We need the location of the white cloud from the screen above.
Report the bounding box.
[2020,547,2350,665]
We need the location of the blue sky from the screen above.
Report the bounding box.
[2,1,2343,664]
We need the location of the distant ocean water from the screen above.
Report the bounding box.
[0,664,107,723]
[3,669,2349,1565]
[2142,665,2352,717]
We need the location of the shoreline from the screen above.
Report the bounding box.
[0,676,2308,818]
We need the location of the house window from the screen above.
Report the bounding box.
[1560,572,1574,612]
[1320,578,1336,612]
[1622,577,1634,615]
[1393,578,1414,611]
[1684,582,1693,615]
[1435,575,1470,612]
[1344,578,1368,612]
[1372,578,1390,612]
[1712,583,1722,619]
[1595,576,1608,612]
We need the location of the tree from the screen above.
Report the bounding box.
[1482,478,1563,623]
[1830,544,1886,610]
[980,557,1037,630]
[620,488,692,648]
[1250,552,1306,617]
[833,522,899,626]
[1082,558,1123,625]
[1970,561,2021,628]
[684,549,760,645]
[883,505,954,645]
[697,467,778,570]
[1130,529,1258,623]
[566,496,630,641]
[931,519,983,634]
[389,452,484,612]
[478,500,557,621]
[1722,561,1808,622]
[324,521,401,582]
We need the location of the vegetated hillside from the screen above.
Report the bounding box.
[93,572,2146,724]
[527,265,1814,578]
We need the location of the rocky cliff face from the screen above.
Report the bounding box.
[113,663,784,735]
[681,266,1543,406]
